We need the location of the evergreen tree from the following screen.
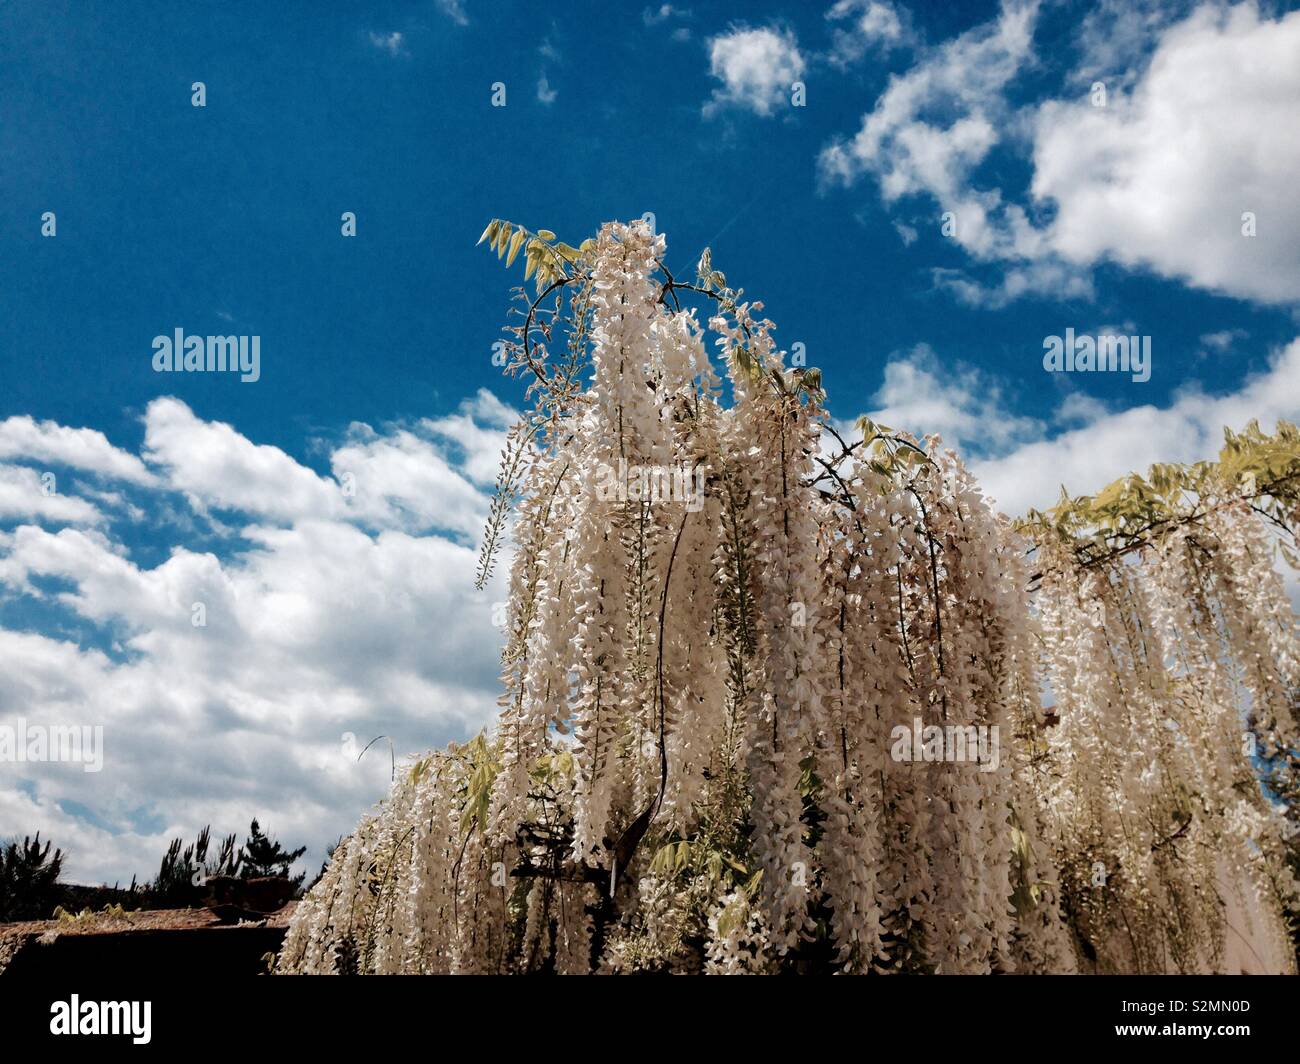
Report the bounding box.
[240,820,306,886]
[151,825,242,907]
[0,833,64,921]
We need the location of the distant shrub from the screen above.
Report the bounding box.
[0,834,64,921]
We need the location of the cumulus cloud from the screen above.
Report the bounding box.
[1070,0,1192,88]
[0,466,104,526]
[931,261,1095,309]
[820,1,1300,308]
[143,398,343,524]
[1031,3,1300,305]
[0,415,156,485]
[818,0,1038,246]
[863,343,1043,455]
[422,388,519,486]
[826,0,912,66]
[0,395,512,885]
[843,333,1300,528]
[704,26,806,117]
[974,335,1300,516]
[331,427,489,538]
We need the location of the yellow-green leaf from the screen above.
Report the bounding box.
[506,229,526,267]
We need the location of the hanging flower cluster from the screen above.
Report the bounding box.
[280,221,1299,975]
[1031,502,1299,972]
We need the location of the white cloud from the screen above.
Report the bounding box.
[932,261,1094,309]
[331,426,489,538]
[826,0,911,66]
[140,396,496,538]
[0,466,104,525]
[0,415,155,485]
[537,73,558,105]
[0,394,514,885]
[1031,4,1300,305]
[368,31,407,57]
[864,343,1043,454]
[820,1,1300,308]
[436,0,468,28]
[819,0,1038,240]
[817,0,1067,293]
[643,4,690,26]
[893,220,918,246]
[973,335,1300,516]
[1054,391,1111,426]
[704,26,806,117]
[1200,328,1249,353]
[1071,0,1191,88]
[143,398,342,524]
[643,4,692,40]
[844,333,1300,527]
[422,388,519,486]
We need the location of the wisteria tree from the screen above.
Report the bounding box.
[279,220,1300,975]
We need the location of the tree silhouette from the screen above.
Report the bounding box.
[240,820,306,886]
[0,834,64,921]
[151,825,242,907]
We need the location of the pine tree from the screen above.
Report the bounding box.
[0,833,64,921]
[150,825,242,907]
[240,820,306,886]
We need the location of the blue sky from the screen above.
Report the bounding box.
[3,0,1300,884]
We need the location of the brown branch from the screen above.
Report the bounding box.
[1151,813,1192,853]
